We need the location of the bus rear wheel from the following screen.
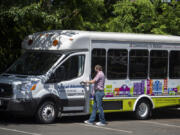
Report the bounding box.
[36,101,57,124]
[135,100,151,120]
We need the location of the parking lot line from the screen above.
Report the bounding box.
[78,123,133,134]
[0,127,41,135]
[140,121,180,128]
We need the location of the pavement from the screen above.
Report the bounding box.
[0,108,180,135]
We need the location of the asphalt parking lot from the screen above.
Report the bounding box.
[0,108,180,135]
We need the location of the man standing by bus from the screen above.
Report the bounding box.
[84,65,106,126]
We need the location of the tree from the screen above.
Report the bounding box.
[133,0,156,33]
[151,0,180,35]
[0,2,63,72]
[106,0,180,35]
[106,0,136,32]
[52,0,106,30]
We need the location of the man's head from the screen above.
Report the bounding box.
[95,65,102,72]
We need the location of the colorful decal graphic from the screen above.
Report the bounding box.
[150,80,153,95]
[114,88,120,96]
[147,79,153,95]
[177,85,180,95]
[153,80,162,96]
[130,87,134,96]
[104,79,180,97]
[119,85,130,96]
[168,88,177,95]
[133,81,145,96]
[105,85,113,97]
[147,79,150,95]
[163,79,168,95]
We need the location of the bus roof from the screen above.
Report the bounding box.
[22,30,180,50]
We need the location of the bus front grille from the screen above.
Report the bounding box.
[0,83,13,98]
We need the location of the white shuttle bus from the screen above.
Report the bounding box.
[0,30,180,123]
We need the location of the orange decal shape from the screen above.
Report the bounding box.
[164,79,168,90]
[114,88,120,96]
[150,80,153,95]
[163,78,168,94]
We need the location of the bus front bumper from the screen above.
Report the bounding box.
[0,98,39,116]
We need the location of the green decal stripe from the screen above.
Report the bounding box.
[152,97,180,108]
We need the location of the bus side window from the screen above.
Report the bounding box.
[47,55,85,83]
[129,49,148,79]
[150,50,168,79]
[91,49,106,78]
[107,49,128,79]
[169,51,180,79]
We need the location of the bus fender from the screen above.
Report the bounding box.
[133,95,154,111]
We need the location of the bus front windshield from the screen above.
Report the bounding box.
[6,51,62,76]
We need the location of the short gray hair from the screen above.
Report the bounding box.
[95,65,102,71]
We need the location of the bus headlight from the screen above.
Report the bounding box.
[20,81,39,92]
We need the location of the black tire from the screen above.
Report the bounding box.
[135,100,151,120]
[36,101,57,124]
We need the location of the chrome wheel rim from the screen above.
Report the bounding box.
[138,103,148,118]
[42,104,55,121]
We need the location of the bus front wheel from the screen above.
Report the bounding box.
[135,100,151,120]
[36,101,57,124]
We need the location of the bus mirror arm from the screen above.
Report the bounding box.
[80,81,86,85]
[80,81,89,86]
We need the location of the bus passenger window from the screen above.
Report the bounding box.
[169,51,180,79]
[107,49,128,79]
[91,49,106,78]
[150,50,168,79]
[47,55,85,83]
[129,49,148,79]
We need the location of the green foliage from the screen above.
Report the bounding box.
[0,0,180,73]
[0,2,63,73]
[106,0,180,34]
[106,0,136,32]
[133,0,156,33]
[52,0,106,30]
[151,0,180,35]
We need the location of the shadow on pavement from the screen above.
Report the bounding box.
[0,108,180,125]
